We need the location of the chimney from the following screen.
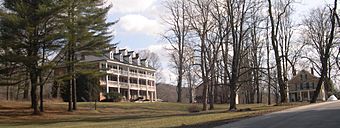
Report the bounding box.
[311,68,314,75]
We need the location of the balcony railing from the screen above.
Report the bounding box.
[130,72,138,77]
[120,82,129,88]
[103,69,155,79]
[130,83,139,89]
[107,81,118,87]
[140,85,147,90]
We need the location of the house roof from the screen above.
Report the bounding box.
[288,69,319,85]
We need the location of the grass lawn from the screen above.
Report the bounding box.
[0,100,307,128]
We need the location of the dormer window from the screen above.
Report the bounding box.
[101,63,106,69]
[110,52,113,59]
[145,60,148,67]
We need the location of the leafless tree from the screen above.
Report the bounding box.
[163,0,191,103]
[267,0,293,103]
[224,0,254,110]
[301,1,338,103]
[187,0,214,111]
[139,50,163,83]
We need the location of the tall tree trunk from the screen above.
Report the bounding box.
[30,69,40,115]
[39,75,44,112]
[188,69,193,103]
[267,0,287,103]
[68,80,72,111]
[72,47,77,110]
[256,71,260,104]
[67,49,73,112]
[39,46,45,112]
[16,85,20,100]
[6,85,9,101]
[72,77,77,110]
[177,74,182,103]
[266,20,271,105]
[229,85,237,111]
[209,80,214,110]
[201,37,208,111]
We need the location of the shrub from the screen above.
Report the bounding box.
[188,104,200,113]
[104,92,123,102]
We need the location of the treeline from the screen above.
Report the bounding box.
[0,0,114,114]
[164,0,340,111]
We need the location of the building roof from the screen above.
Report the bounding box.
[288,69,319,85]
[53,46,156,71]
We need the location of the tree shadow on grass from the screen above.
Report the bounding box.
[1,109,234,127]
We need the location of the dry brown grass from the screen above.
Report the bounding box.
[0,100,308,128]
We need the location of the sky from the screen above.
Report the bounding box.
[105,0,336,85]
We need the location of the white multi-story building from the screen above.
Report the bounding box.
[81,47,157,101]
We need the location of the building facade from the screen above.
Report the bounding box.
[288,69,326,102]
[69,47,158,102]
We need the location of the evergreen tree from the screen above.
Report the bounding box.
[58,0,115,111]
[76,74,100,102]
[0,0,63,114]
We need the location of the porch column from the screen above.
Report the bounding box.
[137,88,140,97]
[321,84,326,101]
[105,75,109,93]
[286,84,290,103]
[137,76,140,97]
[236,91,239,105]
[117,75,120,93]
[151,92,154,102]
[299,92,302,101]
[307,91,310,101]
[128,68,131,100]
[146,79,149,100]
[117,65,120,93]
[154,84,157,101]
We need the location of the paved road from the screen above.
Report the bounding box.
[215,101,340,128]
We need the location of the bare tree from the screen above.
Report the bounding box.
[301,1,338,103]
[139,50,163,83]
[187,0,214,111]
[267,0,293,103]
[163,0,191,103]
[249,0,265,103]
[224,0,253,110]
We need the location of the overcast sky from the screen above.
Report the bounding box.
[105,0,336,84]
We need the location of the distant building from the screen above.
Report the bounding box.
[55,46,157,102]
[288,69,326,102]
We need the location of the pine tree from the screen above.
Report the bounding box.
[58,0,115,111]
[0,0,63,114]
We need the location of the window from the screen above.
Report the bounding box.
[306,82,310,89]
[101,63,106,69]
[300,83,303,90]
[108,75,117,81]
[295,84,298,91]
